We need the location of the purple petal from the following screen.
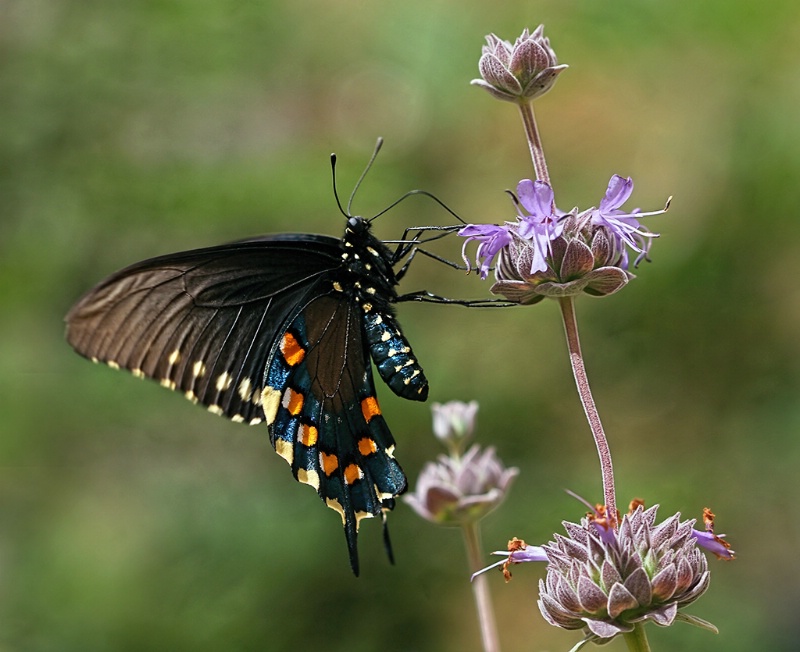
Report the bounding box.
[582,618,629,638]
[509,38,548,81]
[517,179,553,218]
[459,224,513,279]
[650,563,678,601]
[645,602,679,627]
[692,529,735,559]
[600,174,634,212]
[478,53,521,94]
[577,576,607,613]
[508,545,548,563]
[607,582,639,619]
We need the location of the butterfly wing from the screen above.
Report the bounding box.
[65,235,342,425]
[263,293,407,575]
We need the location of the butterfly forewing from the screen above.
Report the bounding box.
[66,239,341,422]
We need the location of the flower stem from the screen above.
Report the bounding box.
[623,623,653,652]
[558,296,617,524]
[517,101,550,185]
[462,521,501,652]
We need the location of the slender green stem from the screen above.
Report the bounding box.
[558,296,617,523]
[462,521,501,652]
[517,101,550,185]
[623,623,653,652]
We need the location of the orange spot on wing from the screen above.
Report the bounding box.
[299,423,318,447]
[360,396,381,423]
[344,463,362,485]
[285,388,304,415]
[321,452,339,476]
[281,332,306,366]
[358,437,377,456]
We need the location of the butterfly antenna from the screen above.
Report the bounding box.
[370,188,466,225]
[330,137,384,218]
[347,137,384,216]
[330,152,349,218]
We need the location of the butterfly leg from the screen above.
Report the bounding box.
[396,289,517,307]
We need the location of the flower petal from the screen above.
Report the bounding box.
[469,79,519,102]
[478,53,522,94]
[600,175,634,212]
[582,267,629,297]
[582,618,630,638]
[692,529,735,559]
[643,602,678,627]
[650,563,678,601]
[577,576,607,614]
[517,179,553,218]
[623,567,652,607]
[509,38,549,83]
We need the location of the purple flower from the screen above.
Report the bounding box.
[515,179,564,274]
[471,537,548,582]
[693,507,735,560]
[459,223,513,279]
[590,174,663,269]
[458,176,669,303]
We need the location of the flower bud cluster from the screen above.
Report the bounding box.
[404,445,518,527]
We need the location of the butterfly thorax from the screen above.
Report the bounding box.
[337,217,399,306]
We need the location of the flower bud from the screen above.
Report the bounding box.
[472,26,568,103]
[431,400,479,454]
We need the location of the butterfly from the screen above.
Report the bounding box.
[64,189,444,575]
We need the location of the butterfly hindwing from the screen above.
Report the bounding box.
[263,293,407,575]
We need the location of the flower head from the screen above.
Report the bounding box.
[537,504,714,641]
[404,445,518,526]
[472,26,568,103]
[459,175,668,304]
[474,499,733,645]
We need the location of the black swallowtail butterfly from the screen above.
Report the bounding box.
[64,140,509,573]
[65,203,439,575]
[66,141,476,575]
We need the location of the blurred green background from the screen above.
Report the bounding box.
[3,0,798,650]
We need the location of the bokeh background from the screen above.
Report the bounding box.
[3,0,799,650]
